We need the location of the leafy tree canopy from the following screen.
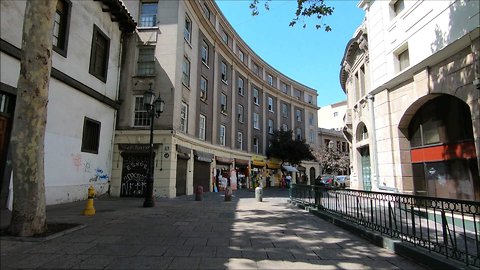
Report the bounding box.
[266,130,316,165]
[250,0,334,31]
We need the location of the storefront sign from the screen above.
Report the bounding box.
[119,144,160,152]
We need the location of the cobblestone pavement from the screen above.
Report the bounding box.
[0,188,429,269]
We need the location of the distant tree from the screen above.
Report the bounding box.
[9,0,57,236]
[250,0,334,30]
[313,145,350,175]
[266,130,316,166]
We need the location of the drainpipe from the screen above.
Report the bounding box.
[367,94,397,193]
[108,31,126,195]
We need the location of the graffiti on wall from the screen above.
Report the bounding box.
[71,153,109,183]
[120,154,149,197]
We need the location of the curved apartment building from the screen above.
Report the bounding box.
[112,0,319,198]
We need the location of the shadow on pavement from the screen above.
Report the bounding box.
[0,187,428,269]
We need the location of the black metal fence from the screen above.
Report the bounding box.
[290,184,480,268]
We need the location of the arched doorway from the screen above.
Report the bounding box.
[356,122,372,191]
[408,95,479,200]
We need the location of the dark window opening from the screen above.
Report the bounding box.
[89,25,110,82]
[81,117,101,154]
[52,0,71,57]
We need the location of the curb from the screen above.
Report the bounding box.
[0,223,87,242]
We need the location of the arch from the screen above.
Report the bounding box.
[405,94,479,200]
[356,122,369,142]
[398,94,441,137]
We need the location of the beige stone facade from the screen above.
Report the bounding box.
[112,0,320,198]
[341,1,479,200]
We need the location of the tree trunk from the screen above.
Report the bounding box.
[8,0,57,237]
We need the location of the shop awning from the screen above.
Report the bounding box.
[194,150,214,162]
[251,155,266,167]
[282,165,298,172]
[235,158,249,166]
[176,145,191,159]
[216,156,233,165]
[252,160,266,167]
[266,160,281,169]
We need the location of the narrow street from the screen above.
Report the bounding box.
[1,188,428,269]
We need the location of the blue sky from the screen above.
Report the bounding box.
[215,0,365,107]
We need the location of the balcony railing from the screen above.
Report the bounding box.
[290,184,479,268]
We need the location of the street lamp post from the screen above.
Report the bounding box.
[143,84,165,208]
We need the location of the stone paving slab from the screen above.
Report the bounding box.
[0,188,429,269]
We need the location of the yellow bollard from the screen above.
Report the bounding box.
[82,185,96,216]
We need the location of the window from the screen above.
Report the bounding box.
[237,104,244,123]
[324,139,330,148]
[267,74,273,86]
[220,93,227,114]
[221,61,228,82]
[296,109,302,122]
[252,62,259,76]
[182,57,190,86]
[133,96,150,127]
[333,112,338,117]
[200,76,208,100]
[309,130,315,143]
[199,114,206,140]
[139,2,157,27]
[296,128,302,140]
[201,41,209,65]
[267,97,274,112]
[180,102,188,133]
[361,125,368,141]
[253,138,259,154]
[282,124,288,131]
[253,88,259,105]
[81,117,101,154]
[89,25,110,82]
[219,125,226,146]
[221,30,229,44]
[137,47,155,76]
[294,89,301,100]
[237,132,243,150]
[307,95,313,104]
[282,103,288,118]
[239,50,244,62]
[281,82,288,94]
[268,119,274,134]
[238,77,244,96]
[309,112,314,126]
[398,48,410,71]
[52,0,71,56]
[393,0,405,16]
[202,3,211,19]
[184,15,192,43]
[253,113,260,129]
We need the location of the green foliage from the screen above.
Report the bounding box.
[266,130,316,165]
[250,0,334,31]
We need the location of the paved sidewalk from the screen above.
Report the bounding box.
[1,188,428,269]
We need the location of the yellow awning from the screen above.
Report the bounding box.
[251,155,266,167]
[266,159,281,169]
